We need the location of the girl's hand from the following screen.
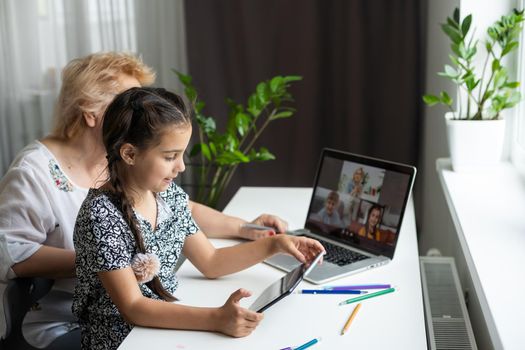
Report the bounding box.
[272,235,325,264]
[240,214,289,240]
[215,289,264,337]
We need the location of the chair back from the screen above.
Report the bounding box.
[0,278,54,350]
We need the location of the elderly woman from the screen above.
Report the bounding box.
[0,52,287,348]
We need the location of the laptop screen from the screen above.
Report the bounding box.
[305,149,416,259]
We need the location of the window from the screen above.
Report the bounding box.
[511,0,525,172]
[0,0,137,174]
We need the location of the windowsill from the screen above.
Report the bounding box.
[436,158,525,349]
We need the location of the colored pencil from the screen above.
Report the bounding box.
[341,303,362,335]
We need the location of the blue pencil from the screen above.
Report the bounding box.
[299,289,366,295]
[295,337,321,350]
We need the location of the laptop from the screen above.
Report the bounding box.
[264,148,416,285]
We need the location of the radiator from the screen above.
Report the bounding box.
[420,256,477,350]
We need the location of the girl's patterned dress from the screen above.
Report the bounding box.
[72,183,198,350]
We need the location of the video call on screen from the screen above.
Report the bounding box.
[306,156,411,256]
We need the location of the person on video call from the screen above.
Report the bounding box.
[346,167,365,223]
[346,167,365,197]
[358,204,383,241]
[316,190,343,227]
[0,52,288,348]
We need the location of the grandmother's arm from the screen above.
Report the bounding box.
[188,200,288,241]
[11,246,75,279]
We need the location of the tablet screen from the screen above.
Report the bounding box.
[249,252,324,313]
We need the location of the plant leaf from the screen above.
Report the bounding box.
[461,14,472,36]
[256,82,270,104]
[482,89,494,101]
[501,41,519,56]
[449,54,460,66]
[422,94,441,106]
[185,87,197,103]
[485,41,493,53]
[491,59,501,72]
[190,143,202,157]
[491,94,506,112]
[196,114,216,135]
[282,75,303,83]
[466,45,477,60]
[234,112,251,136]
[233,150,250,162]
[441,23,462,44]
[201,144,212,161]
[493,68,508,89]
[249,147,275,161]
[504,81,520,89]
[451,43,461,57]
[269,111,294,120]
[172,69,192,86]
[195,101,205,113]
[444,65,459,79]
[453,8,460,25]
[447,17,459,30]
[458,42,468,58]
[465,77,479,91]
[487,27,498,41]
[208,142,217,156]
[440,91,453,106]
[247,94,261,117]
[504,90,521,108]
[270,76,284,93]
[216,150,249,165]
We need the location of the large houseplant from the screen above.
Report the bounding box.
[174,71,301,208]
[423,8,524,171]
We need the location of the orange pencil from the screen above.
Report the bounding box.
[341,303,362,335]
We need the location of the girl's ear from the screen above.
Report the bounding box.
[120,143,137,166]
[82,112,98,128]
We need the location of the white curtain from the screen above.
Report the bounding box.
[0,0,188,175]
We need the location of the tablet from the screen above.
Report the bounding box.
[248,252,324,313]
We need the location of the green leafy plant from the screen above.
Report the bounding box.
[423,8,524,120]
[174,70,302,208]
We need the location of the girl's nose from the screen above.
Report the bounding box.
[175,157,185,173]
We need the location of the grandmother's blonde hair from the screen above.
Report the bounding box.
[52,52,155,139]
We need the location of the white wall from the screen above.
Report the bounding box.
[419,0,458,258]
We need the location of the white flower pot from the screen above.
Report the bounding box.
[445,112,506,172]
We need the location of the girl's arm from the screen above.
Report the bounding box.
[183,232,325,279]
[98,267,263,337]
[188,200,288,240]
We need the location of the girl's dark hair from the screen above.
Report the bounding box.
[102,87,191,301]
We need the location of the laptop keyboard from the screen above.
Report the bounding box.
[319,239,369,266]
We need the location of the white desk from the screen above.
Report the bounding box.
[437,159,525,350]
[119,187,426,350]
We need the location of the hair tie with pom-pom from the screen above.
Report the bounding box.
[131,253,160,283]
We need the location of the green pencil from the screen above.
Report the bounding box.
[338,287,396,305]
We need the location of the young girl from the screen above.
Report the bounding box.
[358,204,383,241]
[72,87,325,350]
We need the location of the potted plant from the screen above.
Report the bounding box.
[423,8,524,171]
[174,70,301,208]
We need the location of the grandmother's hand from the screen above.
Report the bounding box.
[239,214,289,240]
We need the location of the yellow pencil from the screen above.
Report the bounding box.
[341,302,362,335]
